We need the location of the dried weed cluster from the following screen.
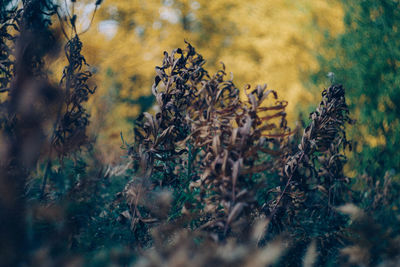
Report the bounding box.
[271,84,353,230]
[125,43,360,265]
[53,35,96,156]
[127,43,290,236]
[122,44,400,266]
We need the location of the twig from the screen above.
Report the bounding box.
[269,152,305,219]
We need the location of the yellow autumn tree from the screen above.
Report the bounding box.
[73,0,344,162]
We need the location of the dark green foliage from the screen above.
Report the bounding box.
[24,154,135,266]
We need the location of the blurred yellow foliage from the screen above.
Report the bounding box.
[74,0,343,162]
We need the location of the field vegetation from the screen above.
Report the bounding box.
[0,1,399,266]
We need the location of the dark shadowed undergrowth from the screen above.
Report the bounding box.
[0,2,399,266]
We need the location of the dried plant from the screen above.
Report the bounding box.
[1,1,96,159]
[130,43,205,178]
[0,1,61,265]
[261,84,355,265]
[270,84,353,217]
[0,5,20,94]
[52,35,96,157]
[38,3,98,198]
[127,42,289,238]
[188,74,289,234]
[0,1,98,264]
[125,44,363,266]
